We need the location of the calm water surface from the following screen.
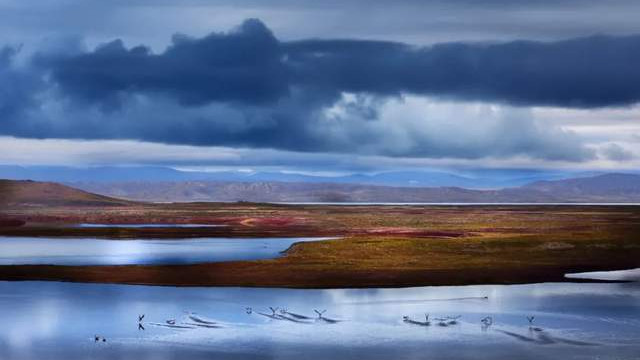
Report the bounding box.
[0,237,330,265]
[0,281,638,360]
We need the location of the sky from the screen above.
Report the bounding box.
[1,0,640,175]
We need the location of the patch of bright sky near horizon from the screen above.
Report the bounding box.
[1,0,640,173]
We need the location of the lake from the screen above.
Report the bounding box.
[0,281,638,360]
[0,237,331,265]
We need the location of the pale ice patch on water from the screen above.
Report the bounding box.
[565,268,640,281]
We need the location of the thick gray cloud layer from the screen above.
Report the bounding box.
[0,47,40,122]
[37,20,640,109]
[0,19,635,161]
[41,20,288,106]
[286,36,640,108]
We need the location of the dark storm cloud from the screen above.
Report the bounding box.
[286,35,640,108]
[0,19,629,161]
[0,46,42,121]
[39,21,640,109]
[39,19,288,106]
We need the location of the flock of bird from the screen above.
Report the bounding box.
[92,307,546,344]
[120,306,342,337]
[402,313,544,332]
[402,314,463,327]
[136,312,223,330]
[250,307,342,324]
[131,310,539,331]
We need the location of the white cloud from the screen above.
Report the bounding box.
[320,94,594,161]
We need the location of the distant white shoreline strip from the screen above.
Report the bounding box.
[565,268,640,281]
[268,202,640,206]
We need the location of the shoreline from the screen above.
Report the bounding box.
[1,204,639,288]
[0,264,628,288]
[0,247,636,288]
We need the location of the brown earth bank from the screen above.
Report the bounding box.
[1,180,640,287]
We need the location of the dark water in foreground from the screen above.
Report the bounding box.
[0,281,638,360]
[0,237,330,265]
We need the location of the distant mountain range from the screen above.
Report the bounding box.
[1,173,639,205]
[0,165,605,189]
[67,173,640,203]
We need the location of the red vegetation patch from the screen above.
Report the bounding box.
[480,227,529,234]
[361,227,465,238]
[240,217,305,227]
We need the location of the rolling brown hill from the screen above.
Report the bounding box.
[0,179,131,208]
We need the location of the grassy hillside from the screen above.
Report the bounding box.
[0,179,131,208]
